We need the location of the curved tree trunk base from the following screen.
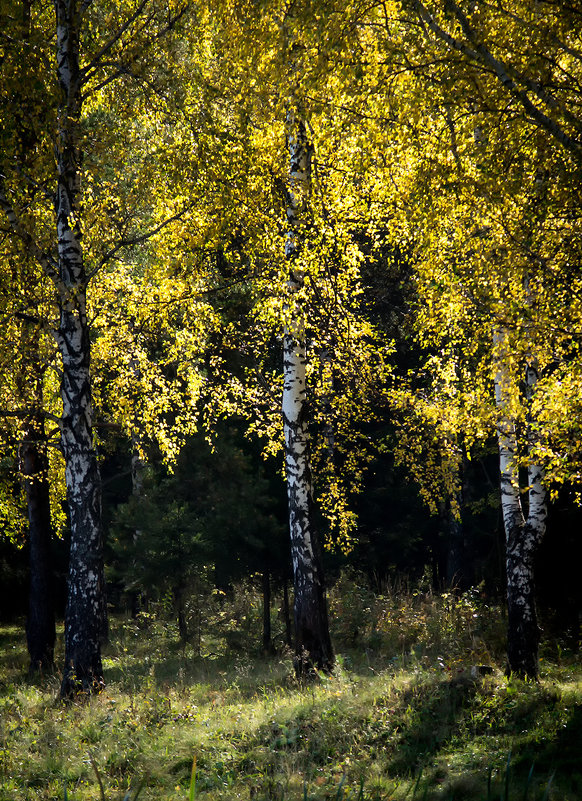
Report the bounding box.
[294,599,334,677]
[505,609,541,681]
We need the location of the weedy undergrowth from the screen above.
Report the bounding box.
[0,580,580,800]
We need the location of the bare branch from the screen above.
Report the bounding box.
[412,0,582,159]
[0,408,61,425]
[0,176,60,284]
[80,0,151,83]
[86,203,196,280]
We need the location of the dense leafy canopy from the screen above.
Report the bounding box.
[1,0,582,680]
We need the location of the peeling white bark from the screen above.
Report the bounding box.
[494,327,547,678]
[55,0,106,697]
[283,108,333,673]
[494,328,525,535]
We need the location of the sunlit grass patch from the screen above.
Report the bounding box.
[1,585,581,800]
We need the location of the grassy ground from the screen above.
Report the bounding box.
[0,584,581,800]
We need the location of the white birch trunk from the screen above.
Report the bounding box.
[494,328,547,678]
[55,0,106,697]
[283,109,333,673]
[129,431,146,617]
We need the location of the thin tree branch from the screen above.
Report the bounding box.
[86,203,196,280]
[475,0,582,64]
[0,408,61,424]
[444,0,582,136]
[0,177,60,284]
[80,0,150,83]
[412,0,582,159]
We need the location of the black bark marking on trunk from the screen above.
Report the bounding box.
[283,110,334,677]
[55,0,107,698]
[505,520,541,679]
[60,428,106,696]
[494,329,547,681]
[287,443,334,674]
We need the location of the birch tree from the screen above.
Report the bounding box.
[1,0,198,695]
[379,0,582,676]
[49,0,108,695]
[493,328,547,677]
[194,0,400,669]
[283,101,333,672]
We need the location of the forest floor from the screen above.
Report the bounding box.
[1,590,581,801]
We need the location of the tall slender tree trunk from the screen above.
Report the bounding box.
[282,577,292,648]
[445,471,472,591]
[494,329,547,679]
[21,415,56,674]
[11,0,56,675]
[0,0,106,694]
[262,569,272,653]
[129,433,146,617]
[55,0,106,697]
[175,587,188,644]
[283,108,333,675]
[445,501,464,589]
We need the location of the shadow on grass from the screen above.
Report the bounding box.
[384,675,482,775]
[510,701,582,794]
[0,620,65,694]
[0,622,26,658]
[384,674,581,799]
[102,640,296,697]
[1,616,581,800]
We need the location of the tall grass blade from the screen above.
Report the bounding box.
[403,770,422,799]
[522,763,535,801]
[189,755,197,801]
[540,770,555,801]
[335,773,347,801]
[133,780,145,801]
[89,755,106,801]
[412,769,423,798]
[120,780,145,801]
[502,753,511,801]
[487,766,493,801]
